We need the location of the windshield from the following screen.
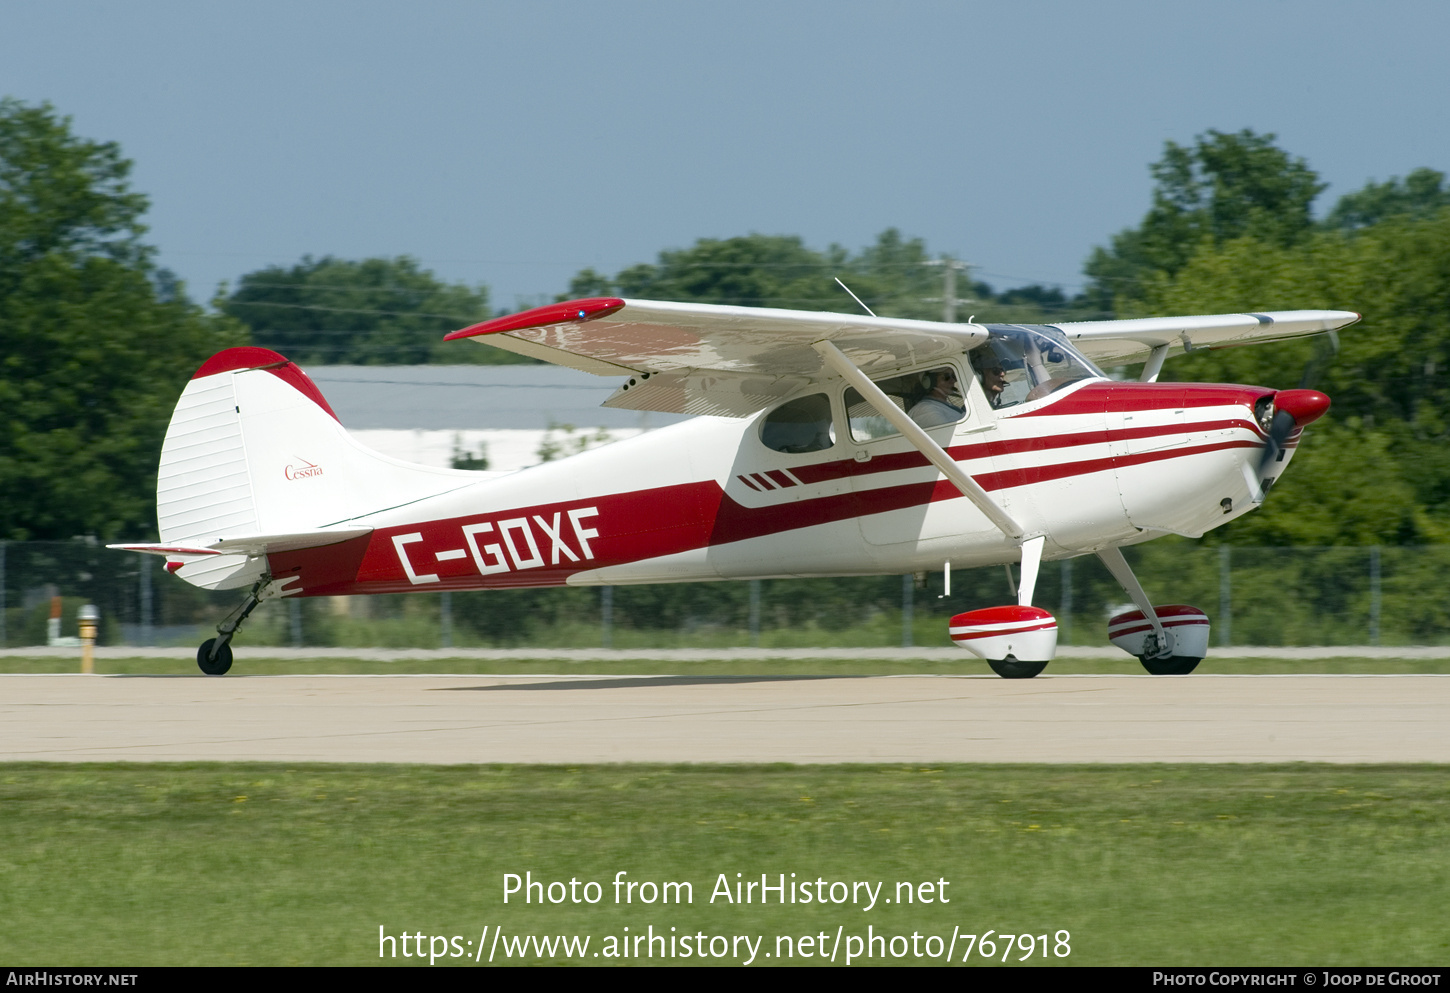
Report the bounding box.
[970,325,1104,409]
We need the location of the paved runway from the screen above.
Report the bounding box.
[4,673,1448,764]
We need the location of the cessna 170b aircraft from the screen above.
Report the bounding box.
[112,296,1357,677]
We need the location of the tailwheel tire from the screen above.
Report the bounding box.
[1140,654,1201,675]
[987,656,1048,679]
[197,638,233,676]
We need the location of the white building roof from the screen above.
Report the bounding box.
[306,365,691,431]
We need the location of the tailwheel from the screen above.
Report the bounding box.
[987,656,1048,679]
[1140,654,1201,675]
[197,638,233,676]
[194,577,271,676]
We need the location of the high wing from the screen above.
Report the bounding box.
[445,297,984,416]
[1050,309,1360,366]
[446,297,1360,417]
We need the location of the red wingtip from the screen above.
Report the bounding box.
[1273,389,1331,427]
[444,297,625,340]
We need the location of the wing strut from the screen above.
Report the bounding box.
[1139,344,1170,383]
[812,340,1030,544]
[1096,545,1168,655]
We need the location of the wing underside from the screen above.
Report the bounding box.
[447,298,1360,417]
[448,298,985,417]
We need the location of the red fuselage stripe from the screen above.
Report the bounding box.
[790,417,1260,486]
[277,434,1259,597]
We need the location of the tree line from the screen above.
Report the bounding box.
[4,98,1450,546]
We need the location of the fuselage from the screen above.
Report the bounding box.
[265,375,1285,598]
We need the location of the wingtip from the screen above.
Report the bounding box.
[445,297,626,340]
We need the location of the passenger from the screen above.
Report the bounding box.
[907,367,965,427]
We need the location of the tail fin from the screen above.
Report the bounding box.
[146,347,474,588]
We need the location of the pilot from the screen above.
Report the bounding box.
[907,367,965,427]
[976,355,1008,407]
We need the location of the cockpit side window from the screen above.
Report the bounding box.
[971,326,1103,409]
[760,393,835,454]
[845,365,966,443]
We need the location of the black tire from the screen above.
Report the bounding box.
[197,638,233,676]
[987,656,1048,679]
[1140,654,1201,675]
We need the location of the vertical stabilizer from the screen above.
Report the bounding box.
[154,347,477,588]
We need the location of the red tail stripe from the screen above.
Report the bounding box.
[191,347,340,422]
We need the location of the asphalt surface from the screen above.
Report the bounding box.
[4,673,1447,764]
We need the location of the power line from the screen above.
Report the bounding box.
[225,300,480,320]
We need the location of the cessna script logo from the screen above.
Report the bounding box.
[392,507,601,584]
[284,458,323,480]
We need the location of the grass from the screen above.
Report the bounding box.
[1,763,1447,966]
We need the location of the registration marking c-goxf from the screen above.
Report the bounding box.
[498,518,543,569]
[391,532,439,585]
[399,506,602,584]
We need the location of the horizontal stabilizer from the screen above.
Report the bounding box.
[109,527,372,559]
[108,543,222,557]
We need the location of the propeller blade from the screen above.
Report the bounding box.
[1256,408,1300,477]
[1253,389,1332,493]
[1298,330,1340,390]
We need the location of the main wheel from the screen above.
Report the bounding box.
[988,656,1048,679]
[1140,654,1200,675]
[197,638,233,676]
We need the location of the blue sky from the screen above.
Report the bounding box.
[4,0,1447,311]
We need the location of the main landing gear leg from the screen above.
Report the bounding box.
[1096,547,1204,675]
[810,342,1059,678]
[988,535,1051,678]
[197,578,271,676]
[951,536,1059,679]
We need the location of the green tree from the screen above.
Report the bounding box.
[608,233,843,310]
[561,229,1098,324]
[1143,210,1450,545]
[1322,168,1450,231]
[0,99,246,540]
[221,255,521,365]
[1084,129,1325,312]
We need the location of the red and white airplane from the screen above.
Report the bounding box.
[112,296,1356,676]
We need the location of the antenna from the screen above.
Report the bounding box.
[834,277,876,317]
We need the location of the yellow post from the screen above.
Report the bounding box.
[78,604,98,675]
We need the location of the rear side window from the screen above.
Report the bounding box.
[760,393,835,453]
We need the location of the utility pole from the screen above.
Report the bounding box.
[924,258,974,323]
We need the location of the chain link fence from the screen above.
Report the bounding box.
[3,540,1444,650]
